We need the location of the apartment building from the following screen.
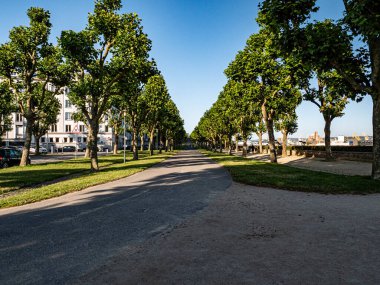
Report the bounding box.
[3,84,115,151]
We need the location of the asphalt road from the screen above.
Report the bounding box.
[0,150,231,284]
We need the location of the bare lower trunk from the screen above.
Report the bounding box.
[235,134,239,152]
[256,131,263,154]
[132,128,138,160]
[20,117,33,166]
[372,95,380,179]
[158,129,162,154]
[324,116,333,160]
[228,137,233,155]
[35,135,41,156]
[89,121,99,171]
[140,134,144,151]
[282,131,288,157]
[113,133,118,155]
[149,128,155,156]
[262,103,277,163]
[85,125,92,158]
[242,136,248,157]
[165,138,169,152]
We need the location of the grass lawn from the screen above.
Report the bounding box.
[0,151,174,208]
[202,150,380,194]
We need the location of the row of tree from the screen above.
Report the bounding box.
[192,0,380,180]
[0,0,185,171]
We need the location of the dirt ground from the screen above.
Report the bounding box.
[79,182,380,285]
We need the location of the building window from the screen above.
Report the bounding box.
[15,113,23,122]
[64,138,68,143]
[104,115,108,121]
[78,137,82,143]
[83,137,87,143]
[70,137,74,143]
[16,126,23,137]
[65,100,72,108]
[51,124,57,132]
[55,137,59,143]
[49,138,53,143]
[65,112,72,121]
[65,125,71,132]
[79,125,85,132]
[105,125,109,132]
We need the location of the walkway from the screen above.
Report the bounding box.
[0,150,231,284]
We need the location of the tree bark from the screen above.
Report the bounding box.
[149,128,155,155]
[20,116,34,166]
[140,133,144,151]
[113,132,119,155]
[35,135,42,156]
[228,137,233,155]
[282,131,288,157]
[324,115,333,160]
[372,95,380,179]
[85,124,92,158]
[235,134,239,152]
[242,135,248,157]
[262,103,277,163]
[89,121,99,171]
[256,131,263,154]
[132,128,138,160]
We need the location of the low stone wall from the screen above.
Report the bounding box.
[294,149,372,162]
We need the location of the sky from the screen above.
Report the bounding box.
[0,0,373,138]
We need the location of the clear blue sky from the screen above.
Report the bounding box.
[0,0,373,138]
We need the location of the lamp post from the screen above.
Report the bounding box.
[123,111,126,164]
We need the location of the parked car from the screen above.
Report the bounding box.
[29,146,48,154]
[57,146,76,152]
[0,147,31,168]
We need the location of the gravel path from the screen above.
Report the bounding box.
[79,182,380,285]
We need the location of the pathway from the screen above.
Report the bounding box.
[0,150,231,284]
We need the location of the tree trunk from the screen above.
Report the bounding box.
[228,137,233,155]
[149,128,155,155]
[35,135,42,156]
[20,116,34,166]
[256,131,263,154]
[262,103,277,163]
[235,134,239,152]
[219,137,223,153]
[140,133,144,152]
[324,115,333,160]
[242,134,248,157]
[282,131,288,157]
[165,138,169,152]
[372,95,380,179]
[89,121,99,171]
[85,125,92,158]
[132,128,138,160]
[113,132,118,155]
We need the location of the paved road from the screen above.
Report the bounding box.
[0,151,231,284]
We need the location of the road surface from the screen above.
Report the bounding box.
[0,150,231,284]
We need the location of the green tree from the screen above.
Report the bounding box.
[142,74,170,155]
[60,0,152,170]
[32,87,61,155]
[258,0,380,178]
[275,112,298,157]
[0,83,15,144]
[225,31,302,162]
[0,8,70,165]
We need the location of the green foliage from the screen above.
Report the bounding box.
[0,83,15,142]
[0,7,70,165]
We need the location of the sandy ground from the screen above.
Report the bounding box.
[244,153,372,176]
[79,182,380,285]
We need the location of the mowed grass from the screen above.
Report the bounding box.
[0,151,174,208]
[202,150,380,194]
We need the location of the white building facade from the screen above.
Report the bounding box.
[3,85,114,151]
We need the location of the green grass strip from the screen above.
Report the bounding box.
[0,152,174,208]
[201,150,380,194]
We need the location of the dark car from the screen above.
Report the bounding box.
[57,146,76,152]
[0,148,31,168]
